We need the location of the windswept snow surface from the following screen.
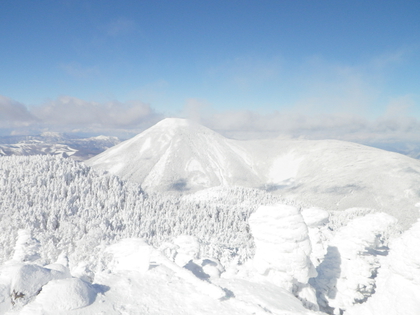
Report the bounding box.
[87,118,420,229]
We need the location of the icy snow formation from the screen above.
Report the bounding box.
[301,208,331,268]
[311,212,397,314]
[87,118,420,229]
[12,230,41,263]
[249,205,316,289]
[249,205,319,311]
[172,235,201,267]
[347,214,420,315]
[0,262,69,311]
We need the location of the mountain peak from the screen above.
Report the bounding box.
[155,118,194,128]
[150,118,212,133]
[86,119,258,192]
[140,118,220,141]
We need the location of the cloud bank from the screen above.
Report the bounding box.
[32,96,158,128]
[0,95,38,127]
[181,97,420,147]
[1,95,419,153]
[0,95,162,136]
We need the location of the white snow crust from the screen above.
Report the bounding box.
[106,238,150,273]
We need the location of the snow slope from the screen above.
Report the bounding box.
[87,118,420,229]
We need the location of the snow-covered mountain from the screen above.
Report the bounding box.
[0,133,120,160]
[87,118,420,229]
[87,118,261,191]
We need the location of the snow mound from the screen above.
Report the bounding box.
[173,235,201,267]
[30,278,96,312]
[106,238,150,273]
[152,248,226,299]
[0,262,69,311]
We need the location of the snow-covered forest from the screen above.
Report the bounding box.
[1,154,419,314]
[0,155,290,267]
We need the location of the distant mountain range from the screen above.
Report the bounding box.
[87,118,420,229]
[0,132,120,161]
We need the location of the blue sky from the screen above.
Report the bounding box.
[1,0,420,141]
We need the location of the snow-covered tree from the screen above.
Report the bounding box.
[347,212,420,315]
[311,212,397,314]
[12,230,40,263]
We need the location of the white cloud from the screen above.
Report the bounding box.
[180,100,420,144]
[31,96,161,129]
[0,95,37,126]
